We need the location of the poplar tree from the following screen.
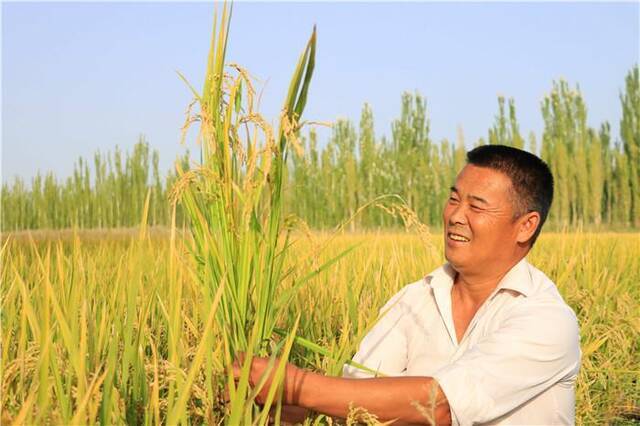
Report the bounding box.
[528,131,537,155]
[587,129,604,226]
[620,65,640,227]
[541,80,591,226]
[613,145,632,225]
[330,119,359,229]
[509,99,525,149]
[358,104,377,227]
[391,92,431,221]
[489,96,508,146]
[306,129,321,226]
[599,123,615,225]
[488,96,523,148]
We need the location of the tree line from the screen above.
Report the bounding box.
[1,139,190,230]
[2,67,639,231]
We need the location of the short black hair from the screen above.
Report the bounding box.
[466,144,554,245]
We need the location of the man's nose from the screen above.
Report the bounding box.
[448,203,468,226]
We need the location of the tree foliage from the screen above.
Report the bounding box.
[3,67,639,231]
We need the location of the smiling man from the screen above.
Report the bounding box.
[236,145,581,425]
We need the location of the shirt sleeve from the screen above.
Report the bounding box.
[342,285,413,378]
[432,300,581,425]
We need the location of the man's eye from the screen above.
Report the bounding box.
[470,204,483,210]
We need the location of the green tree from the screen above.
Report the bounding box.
[391,92,431,222]
[541,80,591,226]
[620,65,640,227]
[488,96,523,148]
[358,104,377,227]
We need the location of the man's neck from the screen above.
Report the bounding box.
[453,272,506,308]
[453,258,523,308]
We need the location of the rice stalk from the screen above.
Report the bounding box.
[170,2,341,422]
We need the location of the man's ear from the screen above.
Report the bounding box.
[516,211,540,245]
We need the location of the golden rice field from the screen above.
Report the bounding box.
[1,229,638,425]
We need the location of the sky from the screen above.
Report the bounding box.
[2,1,639,182]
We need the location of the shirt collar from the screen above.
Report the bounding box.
[425,263,456,290]
[492,257,533,298]
[426,257,533,298]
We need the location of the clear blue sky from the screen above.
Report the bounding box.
[2,2,638,181]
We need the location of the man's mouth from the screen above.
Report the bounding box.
[447,232,470,242]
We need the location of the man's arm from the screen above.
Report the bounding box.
[295,371,451,424]
[240,357,452,425]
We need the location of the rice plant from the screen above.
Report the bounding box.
[1,231,638,424]
[167,3,350,422]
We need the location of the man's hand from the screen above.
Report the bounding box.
[231,353,306,405]
[231,354,451,425]
[230,354,314,424]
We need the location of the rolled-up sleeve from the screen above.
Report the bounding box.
[432,301,581,425]
[342,285,412,378]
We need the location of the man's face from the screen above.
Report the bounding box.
[443,164,522,276]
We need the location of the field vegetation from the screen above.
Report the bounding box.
[1,231,638,424]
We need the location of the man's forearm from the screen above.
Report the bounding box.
[287,369,452,425]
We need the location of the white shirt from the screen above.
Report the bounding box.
[343,258,581,426]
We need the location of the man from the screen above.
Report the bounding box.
[235,145,581,425]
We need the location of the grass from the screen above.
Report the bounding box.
[1,230,638,424]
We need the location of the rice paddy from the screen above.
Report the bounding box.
[1,230,638,424]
